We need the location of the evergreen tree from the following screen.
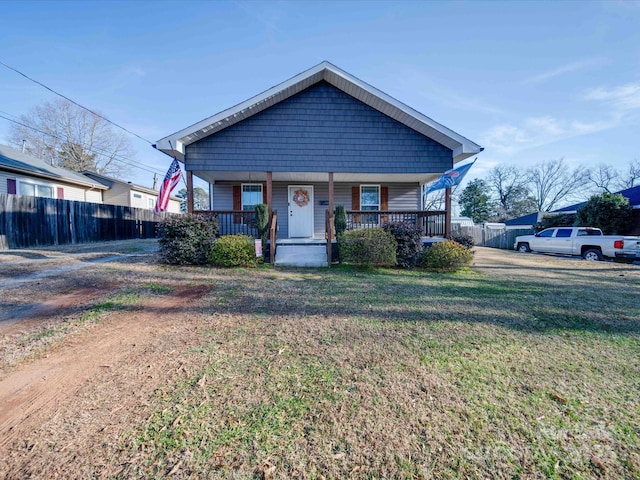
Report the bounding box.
[575,193,633,234]
[459,179,491,223]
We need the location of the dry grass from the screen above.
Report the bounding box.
[120,250,639,479]
[1,244,639,479]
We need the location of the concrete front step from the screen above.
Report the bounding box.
[275,245,328,267]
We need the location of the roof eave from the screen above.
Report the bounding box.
[0,163,108,190]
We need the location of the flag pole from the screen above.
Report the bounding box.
[167,140,190,212]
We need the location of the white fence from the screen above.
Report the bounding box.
[452,224,533,250]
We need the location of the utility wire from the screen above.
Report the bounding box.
[0,112,165,176]
[0,59,153,145]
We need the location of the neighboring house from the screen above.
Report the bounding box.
[83,171,181,213]
[504,212,542,229]
[0,144,107,202]
[155,61,482,240]
[505,185,640,234]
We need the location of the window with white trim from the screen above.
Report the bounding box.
[148,197,155,209]
[360,185,380,211]
[360,185,380,224]
[242,184,263,211]
[18,180,54,198]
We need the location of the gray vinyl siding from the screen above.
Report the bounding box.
[212,184,234,210]
[213,181,419,238]
[388,184,421,210]
[186,82,452,174]
[102,183,132,207]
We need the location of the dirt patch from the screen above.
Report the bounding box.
[0,283,212,478]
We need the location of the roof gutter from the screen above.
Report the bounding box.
[0,164,108,190]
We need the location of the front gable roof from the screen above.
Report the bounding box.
[155,61,482,163]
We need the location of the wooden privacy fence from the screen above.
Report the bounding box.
[0,194,171,250]
[452,224,534,250]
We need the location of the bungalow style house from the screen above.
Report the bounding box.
[0,144,107,201]
[83,171,181,214]
[155,62,482,265]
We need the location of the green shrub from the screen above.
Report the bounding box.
[334,205,347,238]
[383,222,423,268]
[448,233,475,251]
[534,213,575,232]
[157,214,218,265]
[339,228,397,267]
[255,203,269,249]
[419,240,473,272]
[575,193,633,234]
[209,235,262,268]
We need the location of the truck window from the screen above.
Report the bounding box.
[578,229,602,236]
[537,229,554,237]
[556,229,573,237]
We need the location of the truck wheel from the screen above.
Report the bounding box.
[517,243,530,253]
[582,249,603,261]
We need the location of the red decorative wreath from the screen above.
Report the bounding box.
[293,189,310,207]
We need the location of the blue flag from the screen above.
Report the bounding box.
[425,161,475,194]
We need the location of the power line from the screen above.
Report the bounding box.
[0,59,153,145]
[0,112,165,176]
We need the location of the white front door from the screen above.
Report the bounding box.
[288,185,314,238]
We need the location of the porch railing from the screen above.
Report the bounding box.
[196,210,259,237]
[346,210,446,237]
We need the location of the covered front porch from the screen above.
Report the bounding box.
[187,170,447,265]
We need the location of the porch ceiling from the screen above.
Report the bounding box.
[193,170,440,185]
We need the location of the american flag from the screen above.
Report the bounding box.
[154,158,182,212]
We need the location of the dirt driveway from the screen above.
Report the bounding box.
[0,241,637,478]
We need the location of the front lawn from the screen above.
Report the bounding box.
[124,250,640,479]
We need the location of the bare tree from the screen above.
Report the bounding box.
[423,189,446,211]
[621,159,640,189]
[527,158,589,211]
[486,165,536,219]
[587,164,622,193]
[9,99,132,176]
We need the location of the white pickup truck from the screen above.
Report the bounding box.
[514,227,640,262]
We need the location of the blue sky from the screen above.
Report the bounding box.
[1,0,639,190]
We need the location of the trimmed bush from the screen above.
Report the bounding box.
[209,235,262,268]
[419,240,473,272]
[334,205,347,238]
[339,228,397,267]
[157,214,218,265]
[255,203,269,249]
[448,233,475,251]
[383,222,423,268]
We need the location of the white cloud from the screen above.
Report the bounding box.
[525,116,565,136]
[584,82,640,110]
[481,124,529,155]
[481,115,619,156]
[525,58,606,84]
